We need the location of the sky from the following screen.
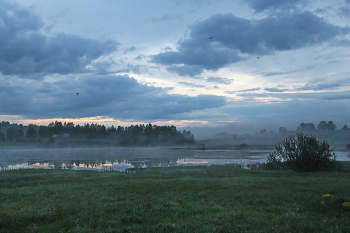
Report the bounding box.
[1,0,350,139]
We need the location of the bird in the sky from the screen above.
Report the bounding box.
[76,93,79,96]
[256,57,260,59]
[209,37,213,39]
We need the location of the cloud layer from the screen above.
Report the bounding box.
[0,1,118,78]
[152,10,349,76]
[245,0,308,12]
[0,75,226,120]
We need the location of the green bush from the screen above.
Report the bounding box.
[266,133,339,172]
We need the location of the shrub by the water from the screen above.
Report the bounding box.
[266,133,339,172]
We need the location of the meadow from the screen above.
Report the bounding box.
[1,164,350,233]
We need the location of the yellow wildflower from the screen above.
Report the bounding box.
[342,202,350,208]
[322,194,333,198]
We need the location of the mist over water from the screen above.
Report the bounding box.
[1,147,349,171]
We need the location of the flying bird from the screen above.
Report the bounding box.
[256,57,260,59]
[209,37,213,39]
[76,93,79,96]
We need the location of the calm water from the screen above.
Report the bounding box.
[0,147,349,171]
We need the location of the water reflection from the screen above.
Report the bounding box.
[176,158,240,166]
[0,148,348,172]
[0,158,244,171]
[0,160,136,172]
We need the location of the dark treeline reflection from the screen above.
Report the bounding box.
[0,121,195,146]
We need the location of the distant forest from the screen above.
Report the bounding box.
[214,121,350,139]
[263,121,350,136]
[0,121,195,146]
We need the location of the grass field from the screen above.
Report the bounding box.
[1,165,350,232]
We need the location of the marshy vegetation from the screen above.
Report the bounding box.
[1,164,350,232]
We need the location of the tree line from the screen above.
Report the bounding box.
[216,120,350,139]
[0,121,195,146]
[265,121,349,137]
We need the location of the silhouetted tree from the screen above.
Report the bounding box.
[117,126,124,135]
[144,123,153,136]
[38,126,49,138]
[26,125,37,139]
[107,125,117,134]
[327,121,336,130]
[48,121,64,135]
[63,122,75,135]
[317,121,328,131]
[73,124,81,137]
[0,131,5,141]
[99,125,107,138]
[278,127,288,135]
[297,123,316,132]
[341,125,350,131]
[260,129,267,136]
[1,120,196,146]
[0,121,10,127]
[6,127,17,141]
[317,121,336,131]
[266,133,338,172]
[16,128,24,139]
[0,121,10,133]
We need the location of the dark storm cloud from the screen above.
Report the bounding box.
[263,71,289,77]
[135,55,143,61]
[206,77,232,84]
[152,11,348,76]
[322,91,350,100]
[235,89,350,102]
[89,59,119,75]
[242,88,262,92]
[296,78,350,91]
[245,0,308,13]
[338,5,350,17]
[261,70,298,77]
[225,88,261,94]
[166,65,205,76]
[0,1,118,78]
[0,75,226,120]
[297,82,342,91]
[124,46,137,53]
[264,87,288,92]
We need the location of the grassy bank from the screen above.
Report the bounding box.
[1,166,350,232]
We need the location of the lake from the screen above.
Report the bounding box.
[0,147,349,171]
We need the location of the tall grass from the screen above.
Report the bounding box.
[0,165,349,232]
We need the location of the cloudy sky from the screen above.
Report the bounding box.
[1,0,350,138]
